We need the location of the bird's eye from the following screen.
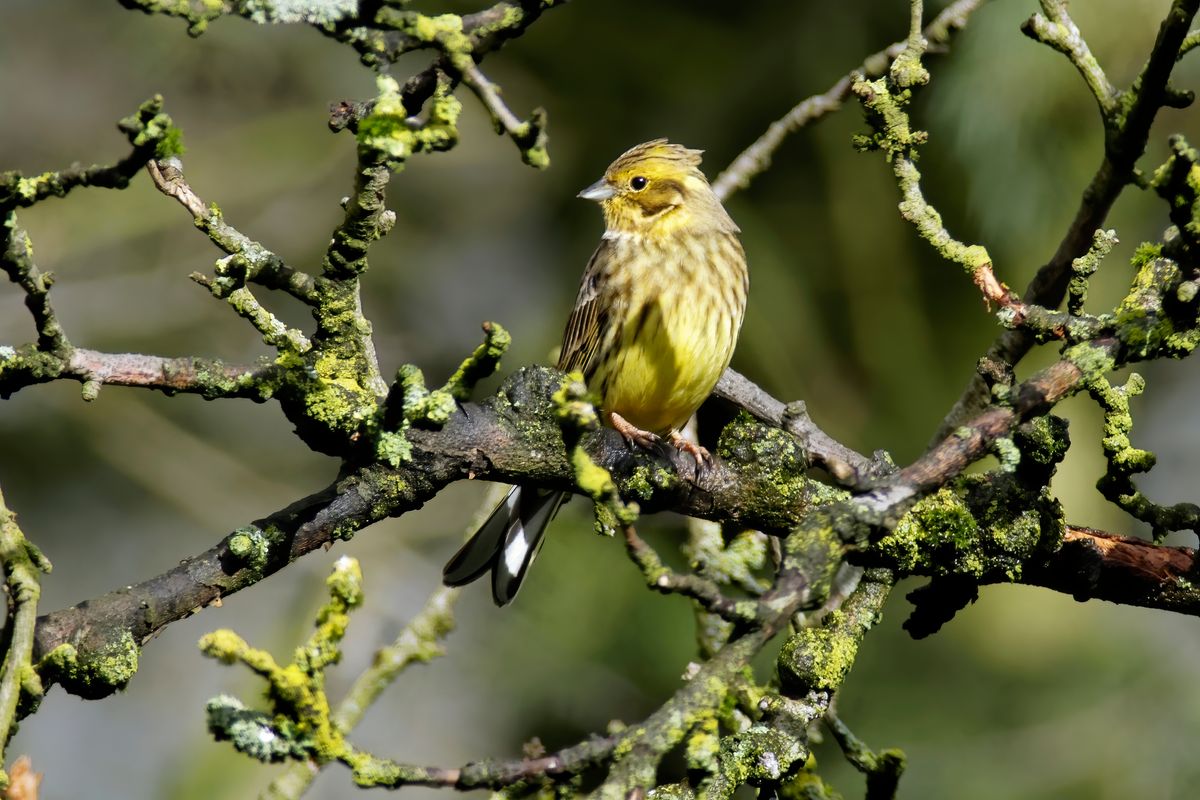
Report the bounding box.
[629,176,648,191]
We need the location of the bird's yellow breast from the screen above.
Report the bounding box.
[593,233,746,435]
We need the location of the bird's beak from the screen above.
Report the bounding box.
[577,179,615,201]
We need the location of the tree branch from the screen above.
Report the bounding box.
[145,159,318,304]
[0,488,51,789]
[1019,525,1200,615]
[0,346,277,402]
[622,525,756,625]
[935,0,1200,440]
[713,368,885,486]
[710,0,988,202]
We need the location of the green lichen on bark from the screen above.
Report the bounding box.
[553,374,638,534]
[683,522,772,595]
[356,75,461,167]
[38,631,139,700]
[714,723,809,787]
[1088,372,1200,539]
[204,694,313,762]
[1013,414,1071,483]
[777,570,891,701]
[201,557,364,767]
[0,490,51,784]
[117,94,185,160]
[872,470,1063,582]
[1068,228,1118,315]
[119,0,362,36]
[716,411,816,529]
[1152,135,1200,252]
[227,526,270,574]
[443,321,511,401]
[373,323,510,467]
[852,70,991,282]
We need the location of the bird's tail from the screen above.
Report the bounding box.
[442,486,566,606]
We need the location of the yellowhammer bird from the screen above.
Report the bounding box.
[443,139,749,604]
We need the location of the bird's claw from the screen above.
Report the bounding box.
[609,411,661,450]
[668,431,712,470]
[608,413,711,477]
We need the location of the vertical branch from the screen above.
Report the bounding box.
[0,488,52,788]
[1,221,69,356]
[935,0,1200,439]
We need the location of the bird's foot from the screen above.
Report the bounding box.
[608,411,661,450]
[668,430,712,466]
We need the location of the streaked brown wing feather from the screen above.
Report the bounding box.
[556,239,612,377]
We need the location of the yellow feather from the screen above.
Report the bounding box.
[444,138,749,605]
[563,139,748,438]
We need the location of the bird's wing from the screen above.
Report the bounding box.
[556,239,612,377]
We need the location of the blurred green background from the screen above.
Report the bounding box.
[3,1,1200,797]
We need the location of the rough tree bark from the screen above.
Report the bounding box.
[2,0,1200,798]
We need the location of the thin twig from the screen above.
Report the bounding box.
[824,712,906,800]
[622,525,756,625]
[145,159,318,304]
[1,221,69,355]
[1021,1,1117,114]
[457,60,549,167]
[0,346,274,401]
[711,0,988,201]
[262,484,512,799]
[934,0,1200,440]
[713,368,884,485]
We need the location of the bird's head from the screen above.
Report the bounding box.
[578,139,737,237]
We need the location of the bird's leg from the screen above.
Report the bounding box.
[668,430,712,465]
[607,411,661,450]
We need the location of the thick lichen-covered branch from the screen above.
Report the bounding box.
[1020,526,1200,614]
[27,365,831,699]
[27,229,1200,701]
